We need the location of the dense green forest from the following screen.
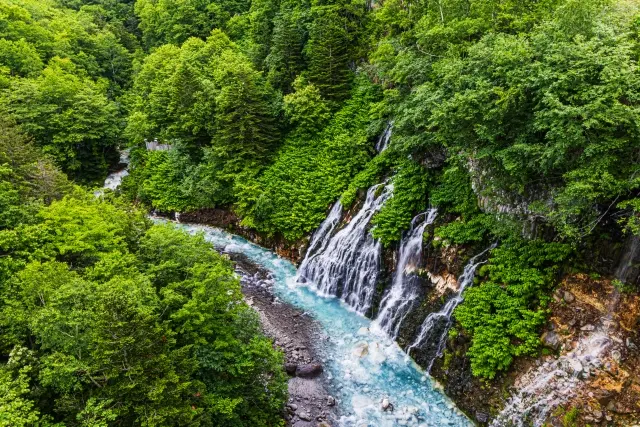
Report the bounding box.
[1,0,640,424]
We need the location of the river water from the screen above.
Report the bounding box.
[162,221,472,427]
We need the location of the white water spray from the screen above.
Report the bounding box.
[298,201,343,273]
[375,209,438,339]
[297,184,393,314]
[408,246,494,371]
[375,122,393,152]
[491,331,612,426]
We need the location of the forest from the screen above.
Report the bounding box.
[1,0,639,425]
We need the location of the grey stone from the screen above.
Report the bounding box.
[563,291,575,303]
[476,411,489,423]
[296,363,323,378]
[541,331,561,351]
[581,324,596,332]
[285,363,298,375]
[298,411,313,421]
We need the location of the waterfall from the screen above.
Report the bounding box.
[297,184,393,314]
[375,122,393,152]
[298,201,343,273]
[407,246,494,371]
[374,209,438,339]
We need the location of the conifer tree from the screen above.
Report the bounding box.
[305,6,353,102]
[265,4,308,92]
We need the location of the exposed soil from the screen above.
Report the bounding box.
[228,252,338,427]
[180,209,308,263]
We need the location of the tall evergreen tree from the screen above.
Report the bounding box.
[265,4,308,92]
[305,6,353,102]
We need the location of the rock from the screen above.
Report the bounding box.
[326,396,336,407]
[626,337,637,350]
[298,411,312,421]
[563,291,575,303]
[287,403,298,412]
[476,411,489,423]
[317,422,331,427]
[285,363,298,375]
[593,410,603,421]
[568,359,583,374]
[541,331,561,351]
[611,350,622,362]
[381,398,391,411]
[581,324,596,332]
[296,363,323,378]
[352,341,369,358]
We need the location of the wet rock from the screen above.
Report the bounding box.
[295,363,323,378]
[298,411,312,421]
[287,403,298,412]
[568,359,583,374]
[352,341,369,358]
[626,337,637,350]
[326,396,335,407]
[475,411,489,423]
[381,398,391,411]
[611,349,622,362]
[541,331,561,351]
[563,291,575,303]
[285,363,298,375]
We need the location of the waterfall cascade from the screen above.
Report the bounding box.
[297,184,392,314]
[375,122,393,152]
[408,246,494,371]
[298,201,343,272]
[374,209,438,339]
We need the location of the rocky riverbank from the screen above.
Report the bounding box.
[228,252,338,427]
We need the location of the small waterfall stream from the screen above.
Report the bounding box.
[297,184,393,314]
[408,246,493,371]
[374,209,438,339]
[375,122,393,152]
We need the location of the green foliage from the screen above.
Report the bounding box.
[0,118,71,229]
[371,160,431,246]
[2,58,120,182]
[235,78,380,240]
[305,5,355,102]
[0,0,133,182]
[455,239,572,378]
[0,192,287,426]
[135,0,251,48]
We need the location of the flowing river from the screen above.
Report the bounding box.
[159,220,471,427]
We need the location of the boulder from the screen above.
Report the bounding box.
[541,331,561,351]
[295,363,323,378]
[476,411,489,423]
[326,396,336,407]
[563,291,575,303]
[568,359,583,374]
[298,411,313,421]
[352,341,369,358]
[285,363,297,375]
